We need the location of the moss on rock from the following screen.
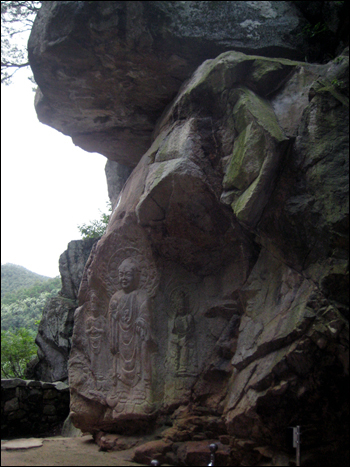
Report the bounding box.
[223,121,267,191]
[231,87,286,140]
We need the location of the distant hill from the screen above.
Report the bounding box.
[1,263,51,298]
[1,265,61,332]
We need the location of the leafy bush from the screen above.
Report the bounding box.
[1,277,61,379]
[77,202,112,240]
[1,328,37,378]
[300,22,329,38]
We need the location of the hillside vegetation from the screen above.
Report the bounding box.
[1,264,61,378]
[1,263,51,298]
[1,276,61,332]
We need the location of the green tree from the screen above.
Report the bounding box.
[77,202,112,240]
[1,276,61,332]
[1,275,60,304]
[1,328,37,378]
[1,1,41,84]
[1,263,52,298]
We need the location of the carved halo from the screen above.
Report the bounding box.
[165,282,199,318]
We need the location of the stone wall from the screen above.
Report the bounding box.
[1,378,69,438]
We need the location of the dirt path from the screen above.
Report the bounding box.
[1,435,144,466]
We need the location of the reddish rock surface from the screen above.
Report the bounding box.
[27,3,349,465]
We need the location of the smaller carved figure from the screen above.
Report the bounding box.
[169,288,197,377]
[86,315,108,392]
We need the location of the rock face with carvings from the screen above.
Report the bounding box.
[68,50,348,464]
[28,2,349,465]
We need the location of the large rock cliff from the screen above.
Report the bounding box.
[28,2,349,465]
[28,1,347,165]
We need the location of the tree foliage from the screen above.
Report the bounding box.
[1,274,60,379]
[1,263,52,298]
[1,1,41,84]
[1,327,37,378]
[1,275,61,304]
[77,202,112,240]
[1,277,61,332]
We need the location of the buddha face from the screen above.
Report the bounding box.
[118,259,139,293]
[171,290,188,316]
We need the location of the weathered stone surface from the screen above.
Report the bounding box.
[26,238,98,383]
[33,296,76,383]
[177,440,230,466]
[1,378,27,390]
[93,431,139,452]
[105,161,133,209]
[59,238,98,301]
[231,248,317,371]
[4,397,20,413]
[132,439,173,465]
[26,380,43,388]
[61,413,83,438]
[53,381,69,391]
[258,51,349,289]
[28,2,348,461]
[28,1,315,165]
[63,47,349,465]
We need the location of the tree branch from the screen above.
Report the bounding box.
[1,60,30,68]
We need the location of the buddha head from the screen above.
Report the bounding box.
[118,258,140,293]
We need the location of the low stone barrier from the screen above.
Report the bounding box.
[1,378,70,438]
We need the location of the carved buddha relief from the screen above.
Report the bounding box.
[70,225,160,426]
[106,257,157,417]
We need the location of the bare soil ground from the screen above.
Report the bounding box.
[1,435,143,466]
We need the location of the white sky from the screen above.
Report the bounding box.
[1,69,110,278]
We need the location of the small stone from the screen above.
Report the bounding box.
[1,438,43,450]
[1,379,27,389]
[4,398,19,413]
[27,389,42,403]
[133,440,173,465]
[42,382,56,389]
[7,409,27,421]
[53,381,69,391]
[43,389,58,400]
[317,337,328,349]
[27,380,42,388]
[43,404,57,415]
[219,435,231,445]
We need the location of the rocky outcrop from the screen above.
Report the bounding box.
[105,161,133,208]
[27,238,98,383]
[66,49,348,465]
[59,238,98,301]
[28,2,349,465]
[28,1,319,166]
